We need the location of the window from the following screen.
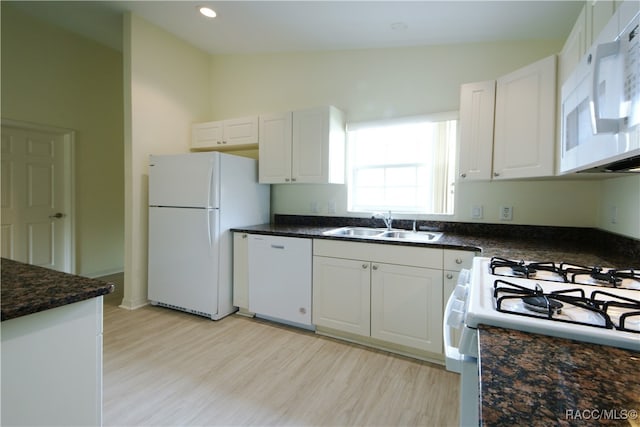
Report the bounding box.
[347,113,457,215]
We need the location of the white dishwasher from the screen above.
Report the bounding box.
[248,235,313,329]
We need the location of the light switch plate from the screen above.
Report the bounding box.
[471,205,483,219]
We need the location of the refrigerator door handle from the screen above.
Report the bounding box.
[207,210,213,250]
[207,162,214,208]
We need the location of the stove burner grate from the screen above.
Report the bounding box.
[493,279,621,329]
[490,257,562,280]
[562,263,624,287]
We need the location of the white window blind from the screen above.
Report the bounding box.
[347,113,457,214]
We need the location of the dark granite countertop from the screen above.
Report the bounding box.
[1,258,115,321]
[478,326,640,426]
[232,215,639,268]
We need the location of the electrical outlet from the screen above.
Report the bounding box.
[471,205,483,219]
[500,206,513,221]
[328,200,337,214]
[310,201,319,213]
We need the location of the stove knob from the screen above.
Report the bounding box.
[447,300,465,327]
[454,284,468,300]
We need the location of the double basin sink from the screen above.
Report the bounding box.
[323,226,442,243]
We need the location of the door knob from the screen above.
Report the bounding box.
[49,212,65,219]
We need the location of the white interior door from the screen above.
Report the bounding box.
[1,123,73,272]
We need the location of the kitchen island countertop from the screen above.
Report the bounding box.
[1,258,115,321]
[478,325,640,426]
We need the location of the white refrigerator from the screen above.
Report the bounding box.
[147,152,270,320]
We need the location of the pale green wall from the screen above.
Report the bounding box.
[209,42,639,239]
[599,175,640,238]
[121,13,211,309]
[1,4,124,275]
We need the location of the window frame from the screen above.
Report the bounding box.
[346,111,458,216]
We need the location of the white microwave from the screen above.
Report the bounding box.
[560,1,640,174]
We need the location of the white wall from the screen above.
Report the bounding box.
[598,175,640,238]
[1,4,124,276]
[122,13,211,309]
[209,42,603,224]
[208,41,639,239]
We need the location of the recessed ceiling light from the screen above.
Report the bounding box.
[198,6,217,18]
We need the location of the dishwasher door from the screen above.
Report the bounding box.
[248,235,313,328]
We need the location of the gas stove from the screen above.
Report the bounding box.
[489,257,640,289]
[444,256,640,427]
[461,257,640,352]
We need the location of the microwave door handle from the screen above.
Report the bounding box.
[590,40,621,134]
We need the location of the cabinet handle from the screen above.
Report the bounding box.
[271,244,285,249]
[242,234,247,239]
[291,178,297,182]
[460,173,467,178]
[285,178,290,182]
[372,264,379,270]
[446,273,454,280]
[455,258,463,264]
[493,172,500,177]
[362,264,368,269]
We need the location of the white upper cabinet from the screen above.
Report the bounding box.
[259,106,346,184]
[259,112,293,183]
[493,55,557,179]
[458,81,496,181]
[458,55,557,180]
[559,6,587,87]
[587,0,617,47]
[192,116,259,150]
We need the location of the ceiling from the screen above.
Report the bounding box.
[6,1,584,54]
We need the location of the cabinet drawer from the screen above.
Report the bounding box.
[443,250,476,271]
[314,239,442,269]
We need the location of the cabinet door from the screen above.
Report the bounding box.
[371,263,443,353]
[312,256,371,336]
[587,0,616,47]
[259,112,292,183]
[458,81,496,181]
[493,54,557,179]
[443,249,476,272]
[192,121,224,149]
[232,232,249,310]
[559,6,586,87]
[292,107,329,183]
[223,116,259,147]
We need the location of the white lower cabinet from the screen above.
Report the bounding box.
[312,256,371,336]
[313,239,445,358]
[370,263,442,353]
[1,298,103,426]
[232,232,250,313]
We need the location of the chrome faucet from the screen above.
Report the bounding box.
[372,211,393,230]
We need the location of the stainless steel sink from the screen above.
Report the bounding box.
[323,227,442,242]
[379,230,442,242]
[323,227,386,237]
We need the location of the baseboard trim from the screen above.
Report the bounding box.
[118,299,149,310]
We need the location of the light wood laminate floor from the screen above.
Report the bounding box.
[103,302,460,426]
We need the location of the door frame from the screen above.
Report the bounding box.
[1,118,76,273]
